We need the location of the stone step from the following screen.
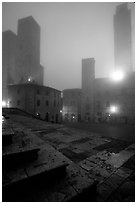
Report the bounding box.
[3,146,70,201]
[3,163,97,202]
[3,147,40,168]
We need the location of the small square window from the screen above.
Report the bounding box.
[45,100,49,106]
[17,89,20,94]
[37,100,40,106]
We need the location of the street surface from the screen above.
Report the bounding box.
[2,109,135,201]
[65,122,135,143]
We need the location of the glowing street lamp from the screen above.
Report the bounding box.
[111,70,124,81]
[2,101,6,107]
[110,106,117,113]
[28,76,32,82]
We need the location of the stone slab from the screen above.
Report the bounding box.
[3,168,28,188]
[106,148,135,168]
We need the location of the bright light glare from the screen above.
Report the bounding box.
[111,70,124,81]
[2,101,6,107]
[2,116,4,123]
[7,100,10,108]
[60,110,62,113]
[28,76,32,82]
[110,106,117,113]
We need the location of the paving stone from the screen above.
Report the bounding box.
[57,143,69,150]
[97,182,113,201]
[105,148,135,168]
[72,148,84,154]
[104,173,124,190]
[26,147,69,177]
[47,191,66,202]
[66,163,95,194]
[86,155,100,164]
[70,137,91,145]
[116,168,131,179]
[3,168,28,187]
[120,166,133,175]
[122,155,135,170]
[73,142,95,152]
[95,166,111,179]
[108,180,135,202]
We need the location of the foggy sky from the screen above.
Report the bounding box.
[2,2,135,91]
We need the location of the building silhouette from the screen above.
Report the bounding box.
[63,57,135,124]
[81,58,95,121]
[2,16,44,103]
[16,16,43,84]
[114,3,132,72]
[2,31,18,101]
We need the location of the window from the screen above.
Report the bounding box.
[37,100,40,106]
[37,89,40,95]
[45,100,49,106]
[54,100,56,107]
[17,100,20,106]
[46,90,49,96]
[17,89,20,94]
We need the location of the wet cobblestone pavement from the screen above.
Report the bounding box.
[2,109,135,201]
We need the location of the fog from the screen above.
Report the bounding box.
[2,2,135,90]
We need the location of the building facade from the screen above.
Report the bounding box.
[81,58,95,122]
[62,58,135,124]
[94,72,135,124]
[8,84,62,123]
[114,3,132,72]
[62,89,81,122]
[2,31,18,101]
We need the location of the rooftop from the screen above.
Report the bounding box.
[8,83,61,92]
